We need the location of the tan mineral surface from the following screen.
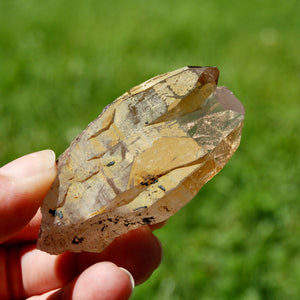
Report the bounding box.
[37,66,245,254]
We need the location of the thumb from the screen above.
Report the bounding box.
[0,150,57,243]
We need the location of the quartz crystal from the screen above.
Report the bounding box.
[37,66,245,254]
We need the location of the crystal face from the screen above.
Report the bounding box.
[37,66,245,254]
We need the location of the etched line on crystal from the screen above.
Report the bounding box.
[88,109,116,140]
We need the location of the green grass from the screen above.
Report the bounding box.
[0,0,299,299]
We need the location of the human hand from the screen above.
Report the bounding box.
[0,150,162,299]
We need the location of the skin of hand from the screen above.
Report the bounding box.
[0,150,163,300]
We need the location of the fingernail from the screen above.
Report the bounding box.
[0,150,56,180]
[119,267,135,291]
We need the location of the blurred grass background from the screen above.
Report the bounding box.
[0,0,299,299]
